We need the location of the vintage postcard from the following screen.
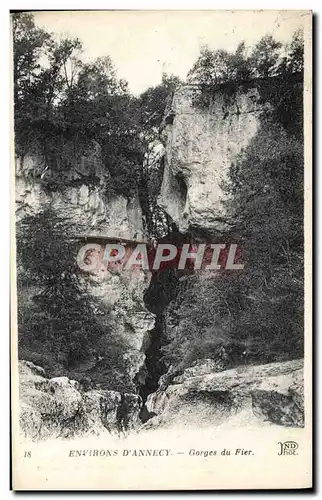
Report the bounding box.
[11,10,312,490]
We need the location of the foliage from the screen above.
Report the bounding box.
[248,35,282,78]
[162,31,304,372]
[188,42,252,86]
[12,13,143,199]
[13,13,305,381]
[138,73,182,238]
[162,274,244,371]
[187,30,304,109]
[162,115,303,372]
[16,210,132,391]
[225,118,304,361]
[12,13,183,208]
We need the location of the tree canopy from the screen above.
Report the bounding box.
[187,30,303,86]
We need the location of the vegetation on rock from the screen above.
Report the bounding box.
[16,210,132,391]
[13,12,304,402]
[161,32,304,374]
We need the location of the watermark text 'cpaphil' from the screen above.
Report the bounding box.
[77,242,244,272]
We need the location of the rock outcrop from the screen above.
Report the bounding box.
[19,360,142,440]
[15,145,155,388]
[16,80,304,436]
[145,359,304,429]
[15,152,144,239]
[158,84,270,234]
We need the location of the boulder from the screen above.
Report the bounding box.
[18,361,142,440]
[144,359,304,429]
[19,361,84,439]
[82,390,121,435]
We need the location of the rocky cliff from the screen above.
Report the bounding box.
[19,356,304,440]
[16,152,144,238]
[159,83,270,234]
[19,360,142,440]
[145,359,304,429]
[15,144,154,394]
[16,80,304,436]
[147,80,304,430]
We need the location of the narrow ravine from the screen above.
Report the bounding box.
[138,266,178,422]
[136,222,197,422]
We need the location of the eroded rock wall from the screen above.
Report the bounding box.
[15,154,144,239]
[15,148,154,389]
[19,361,142,440]
[144,359,304,429]
[158,84,270,233]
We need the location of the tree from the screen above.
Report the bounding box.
[12,13,52,102]
[187,31,302,90]
[12,13,146,200]
[278,29,304,74]
[12,12,83,157]
[162,118,304,371]
[187,43,252,86]
[188,46,233,85]
[16,210,131,390]
[249,35,282,78]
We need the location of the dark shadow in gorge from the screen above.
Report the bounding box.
[138,268,179,418]
[137,224,191,422]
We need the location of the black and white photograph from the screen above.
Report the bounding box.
[10,9,312,490]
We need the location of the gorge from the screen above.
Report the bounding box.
[16,76,305,439]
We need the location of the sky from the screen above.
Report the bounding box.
[33,10,309,95]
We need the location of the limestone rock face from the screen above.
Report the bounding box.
[15,154,144,240]
[83,268,155,384]
[19,360,84,440]
[15,147,154,386]
[19,361,142,440]
[158,84,270,233]
[174,358,223,382]
[144,359,304,429]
